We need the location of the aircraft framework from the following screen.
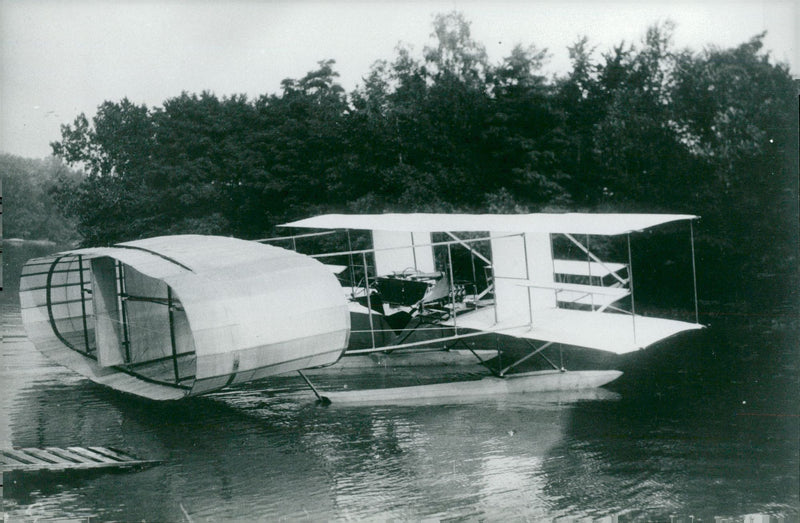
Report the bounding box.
[19,213,703,402]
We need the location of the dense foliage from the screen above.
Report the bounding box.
[2,154,81,243]
[49,13,798,308]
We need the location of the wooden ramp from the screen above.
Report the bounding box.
[0,447,160,472]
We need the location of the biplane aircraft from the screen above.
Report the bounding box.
[19,213,703,402]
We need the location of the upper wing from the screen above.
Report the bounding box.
[280,212,697,236]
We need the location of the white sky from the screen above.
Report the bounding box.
[1,0,797,159]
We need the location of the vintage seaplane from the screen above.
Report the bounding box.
[19,213,703,402]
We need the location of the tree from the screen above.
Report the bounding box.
[485,44,570,208]
[670,34,799,303]
[555,36,603,201]
[424,11,489,86]
[1,154,80,242]
[587,22,696,207]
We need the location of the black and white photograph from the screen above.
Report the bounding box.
[1,1,798,520]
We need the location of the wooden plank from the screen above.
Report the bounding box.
[66,446,118,463]
[1,447,161,472]
[1,449,37,465]
[44,447,85,463]
[87,447,135,461]
[20,448,74,466]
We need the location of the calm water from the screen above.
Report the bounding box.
[2,243,798,521]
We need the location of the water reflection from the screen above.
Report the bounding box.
[5,345,798,520]
[7,356,618,520]
[542,389,799,519]
[7,377,335,520]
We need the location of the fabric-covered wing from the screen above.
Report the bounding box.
[447,307,702,355]
[281,213,697,236]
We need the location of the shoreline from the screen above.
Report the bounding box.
[4,238,59,247]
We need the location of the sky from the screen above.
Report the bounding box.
[1,0,797,159]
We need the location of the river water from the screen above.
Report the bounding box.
[2,243,798,521]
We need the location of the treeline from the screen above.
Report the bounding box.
[2,154,81,243]
[50,13,798,308]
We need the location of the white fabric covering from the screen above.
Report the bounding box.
[372,230,435,275]
[282,213,697,236]
[553,259,627,278]
[447,307,703,355]
[20,235,351,399]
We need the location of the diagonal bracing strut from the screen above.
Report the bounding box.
[563,233,627,286]
[298,370,331,405]
[499,340,559,376]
